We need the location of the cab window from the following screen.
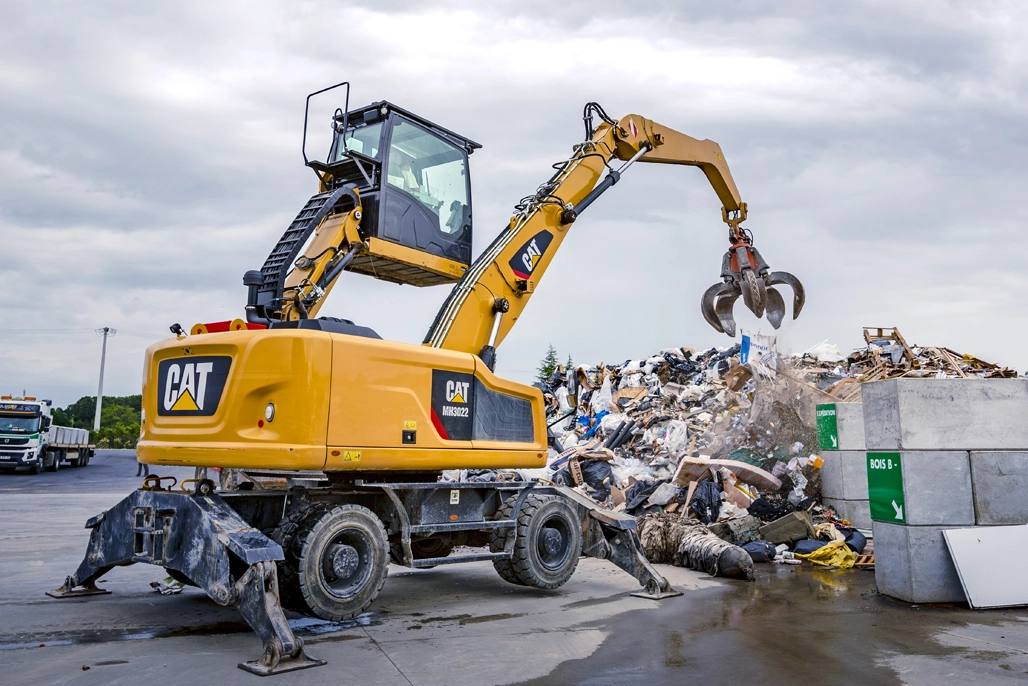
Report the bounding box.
[386,119,469,234]
[333,121,384,161]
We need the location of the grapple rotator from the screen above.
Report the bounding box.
[701,210,804,338]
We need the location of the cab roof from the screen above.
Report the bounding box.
[334,100,482,155]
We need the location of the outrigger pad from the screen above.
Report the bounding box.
[47,578,111,598]
[630,587,684,600]
[239,653,327,677]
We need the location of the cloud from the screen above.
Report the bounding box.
[2,0,1028,407]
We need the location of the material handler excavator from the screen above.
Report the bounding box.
[49,83,804,675]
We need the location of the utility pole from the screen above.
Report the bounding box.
[94,327,116,432]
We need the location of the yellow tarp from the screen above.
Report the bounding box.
[794,539,855,569]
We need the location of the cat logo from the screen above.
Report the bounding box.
[431,370,475,441]
[508,230,553,280]
[156,356,231,416]
[445,380,470,404]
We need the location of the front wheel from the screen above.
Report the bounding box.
[495,494,582,590]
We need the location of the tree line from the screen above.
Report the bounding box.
[52,396,141,449]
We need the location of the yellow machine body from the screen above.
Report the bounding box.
[138,329,547,471]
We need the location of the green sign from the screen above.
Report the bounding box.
[867,452,905,523]
[815,403,839,450]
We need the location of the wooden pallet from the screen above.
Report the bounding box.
[853,554,874,568]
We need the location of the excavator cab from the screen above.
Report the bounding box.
[309,101,481,286]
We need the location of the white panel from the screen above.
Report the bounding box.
[943,525,1028,608]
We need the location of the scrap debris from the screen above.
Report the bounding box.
[516,327,1015,576]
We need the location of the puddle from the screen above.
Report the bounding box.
[0,613,379,650]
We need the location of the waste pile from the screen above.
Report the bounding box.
[453,330,1015,578]
[525,327,1013,577]
[522,340,865,576]
[788,327,1019,402]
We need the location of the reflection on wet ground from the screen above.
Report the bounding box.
[517,564,1028,686]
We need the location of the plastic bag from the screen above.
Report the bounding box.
[742,540,777,563]
[688,479,723,524]
[661,420,691,455]
[794,539,856,568]
[555,387,573,414]
[599,413,628,433]
[580,459,613,499]
[802,340,846,364]
[793,539,827,555]
[590,376,614,414]
[842,528,867,554]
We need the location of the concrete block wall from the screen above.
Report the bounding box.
[819,403,871,527]
[863,378,1028,604]
[863,378,1028,451]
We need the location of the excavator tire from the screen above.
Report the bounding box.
[278,504,389,621]
[269,502,332,613]
[489,495,524,585]
[507,494,582,590]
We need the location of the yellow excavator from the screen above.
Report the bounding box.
[49,83,804,675]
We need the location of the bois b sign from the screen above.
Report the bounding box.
[867,451,906,524]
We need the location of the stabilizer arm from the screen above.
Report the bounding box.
[47,488,325,676]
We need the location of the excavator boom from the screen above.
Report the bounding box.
[425,104,803,361]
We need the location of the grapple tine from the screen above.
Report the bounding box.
[701,282,732,333]
[765,287,786,329]
[768,271,805,319]
[740,270,766,318]
[714,290,740,338]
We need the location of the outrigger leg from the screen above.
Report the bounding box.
[47,484,325,676]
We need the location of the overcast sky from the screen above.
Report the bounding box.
[2,1,1026,407]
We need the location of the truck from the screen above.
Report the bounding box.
[0,396,94,473]
[51,86,804,675]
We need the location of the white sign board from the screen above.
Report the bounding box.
[943,524,1028,608]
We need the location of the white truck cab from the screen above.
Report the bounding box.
[0,396,93,473]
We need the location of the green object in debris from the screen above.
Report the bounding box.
[726,447,760,466]
[867,451,906,524]
[815,403,839,450]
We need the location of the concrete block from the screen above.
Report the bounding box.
[893,451,974,526]
[970,451,1028,525]
[873,521,966,604]
[821,450,869,500]
[820,451,844,499]
[863,378,1028,451]
[823,497,872,530]
[835,402,865,451]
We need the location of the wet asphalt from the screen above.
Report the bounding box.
[1,451,1026,685]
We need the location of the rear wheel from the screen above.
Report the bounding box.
[45,450,59,472]
[497,494,582,590]
[273,504,388,621]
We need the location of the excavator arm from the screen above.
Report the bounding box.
[247,101,802,352]
[424,104,804,364]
